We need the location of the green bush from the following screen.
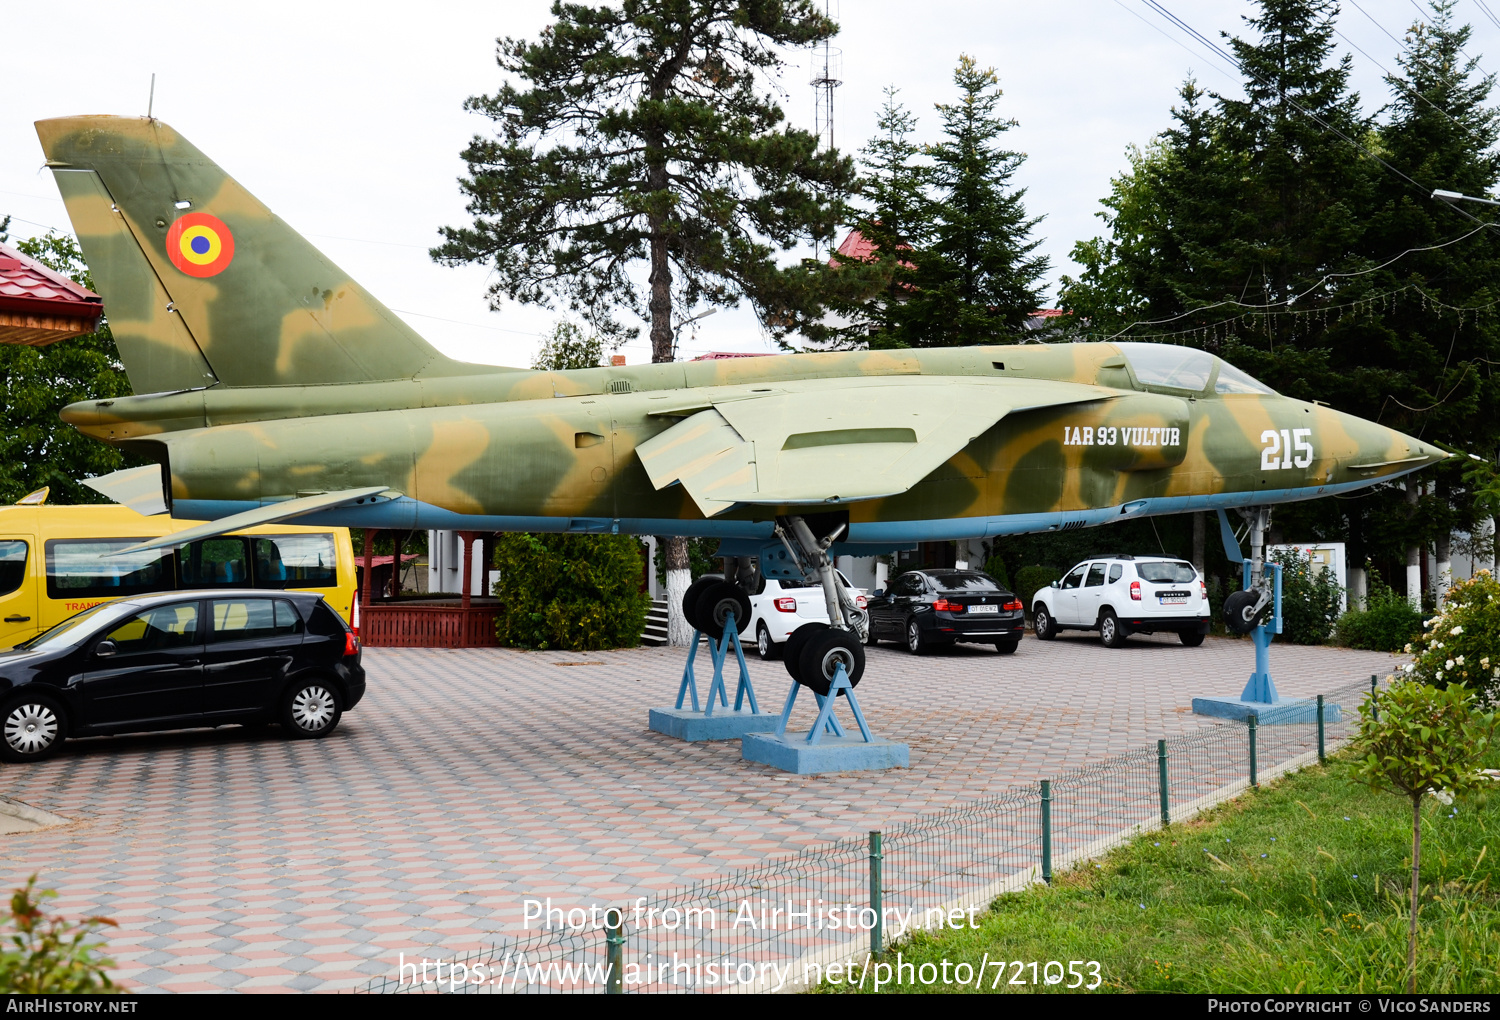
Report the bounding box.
[1337,571,1424,653]
[493,533,650,650]
[981,554,1010,590]
[0,875,117,993]
[1271,546,1343,645]
[1399,570,1500,706]
[1013,564,1061,613]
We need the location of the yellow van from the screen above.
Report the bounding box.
[0,505,356,648]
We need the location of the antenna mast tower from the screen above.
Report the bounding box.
[810,0,841,257]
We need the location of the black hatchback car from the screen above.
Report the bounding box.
[0,590,365,763]
[866,569,1026,654]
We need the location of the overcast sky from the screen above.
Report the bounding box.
[4,0,1496,367]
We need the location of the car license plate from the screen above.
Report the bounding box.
[968,604,999,614]
[1158,590,1189,605]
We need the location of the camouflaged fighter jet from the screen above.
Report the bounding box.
[28,115,1446,685]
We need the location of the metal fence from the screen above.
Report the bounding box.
[360,674,1380,994]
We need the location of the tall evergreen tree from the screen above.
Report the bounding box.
[434,0,855,645]
[904,56,1049,345]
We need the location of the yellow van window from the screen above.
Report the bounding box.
[46,540,171,601]
[252,535,337,588]
[210,598,302,641]
[0,541,26,597]
[178,538,250,587]
[105,603,200,652]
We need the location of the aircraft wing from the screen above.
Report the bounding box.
[634,376,1113,517]
[111,485,397,554]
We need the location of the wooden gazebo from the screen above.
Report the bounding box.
[357,530,501,648]
[0,242,103,345]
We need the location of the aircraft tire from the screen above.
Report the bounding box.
[1223,590,1264,635]
[784,623,826,684]
[798,629,865,697]
[680,576,721,633]
[695,581,751,640]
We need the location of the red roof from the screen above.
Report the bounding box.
[831,228,879,265]
[0,242,101,318]
[0,241,102,346]
[691,351,775,361]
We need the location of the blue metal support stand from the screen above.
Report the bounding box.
[741,664,909,774]
[649,611,777,741]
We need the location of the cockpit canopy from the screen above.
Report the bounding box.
[1114,342,1276,395]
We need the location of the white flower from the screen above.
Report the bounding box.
[1458,655,1466,665]
[1430,789,1455,805]
[1452,625,1464,636]
[1437,671,1445,680]
[1404,663,1416,673]
[1483,657,1491,667]
[1405,643,1413,653]
[1447,659,1456,670]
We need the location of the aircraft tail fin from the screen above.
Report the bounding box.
[36,115,489,393]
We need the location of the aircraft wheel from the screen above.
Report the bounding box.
[1033,606,1056,641]
[695,581,752,640]
[756,623,781,660]
[798,629,865,697]
[680,576,720,633]
[1099,609,1128,648]
[1223,590,1264,635]
[784,624,826,684]
[1179,630,1206,647]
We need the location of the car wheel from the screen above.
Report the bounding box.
[1179,630,1206,647]
[784,623,826,684]
[798,629,865,697]
[694,581,753,640]
[1100,609,1127,648]
[905,618,928,655]
[995,639,1019,655]
[756,623,781,660]
[0,693,67,763]
[281,679,342,739]
[1033,606,1056,641]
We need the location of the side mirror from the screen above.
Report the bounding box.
[1049,581,1059,588]
[93,639,118,658]
[873,589,884,597]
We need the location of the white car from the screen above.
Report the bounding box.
[740,571,867,660]
[1031,555,1210,648]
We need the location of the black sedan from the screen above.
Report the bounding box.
[0,590,365,763]
[866,569,1026,654]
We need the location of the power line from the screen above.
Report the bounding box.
[1111,0,1240,82]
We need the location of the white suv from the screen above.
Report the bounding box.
[1031,556,1210,648]
[741,571,867,660]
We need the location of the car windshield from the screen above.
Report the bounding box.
[1137,561,1197,583]
[1116,342,1214,392]
[929,571,1003,592]
[11,601,139,652]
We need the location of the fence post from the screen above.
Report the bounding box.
[868,830,884,956]
[1157,739,1170,827]
[1040,780,1053,884]
[605,906,625,994]
[1316,695,1326,764]
[1248,714,1258,788]
[1370,674,1379,721]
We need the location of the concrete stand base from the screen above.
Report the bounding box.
[649,707,780,742]
[1192,696,1340,725]
[741,732,910,775]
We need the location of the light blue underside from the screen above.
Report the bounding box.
[172,474,1400,551]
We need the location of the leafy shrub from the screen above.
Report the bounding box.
[0,875,117,993]
[1014,564,1061,614]
[493,533,650,650]
[1338,570,1425,652]
[1270,546,1343,645]
[1397,570,1500,706]
[981,554,1010,590]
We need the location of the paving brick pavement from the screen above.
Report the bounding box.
[0,633,1399,992]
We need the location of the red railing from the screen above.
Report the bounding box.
[360,603,500,648]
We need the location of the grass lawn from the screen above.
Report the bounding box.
[823,754,1500,993]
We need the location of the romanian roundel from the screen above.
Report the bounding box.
[166,212,235,278]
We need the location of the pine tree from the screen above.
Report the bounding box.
[434,0,855,645]
[904,56,1049,345]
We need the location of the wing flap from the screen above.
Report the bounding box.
[112,486,396,554]
[635,377,1111,517]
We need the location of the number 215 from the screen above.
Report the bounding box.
[1261,428,1313,471]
